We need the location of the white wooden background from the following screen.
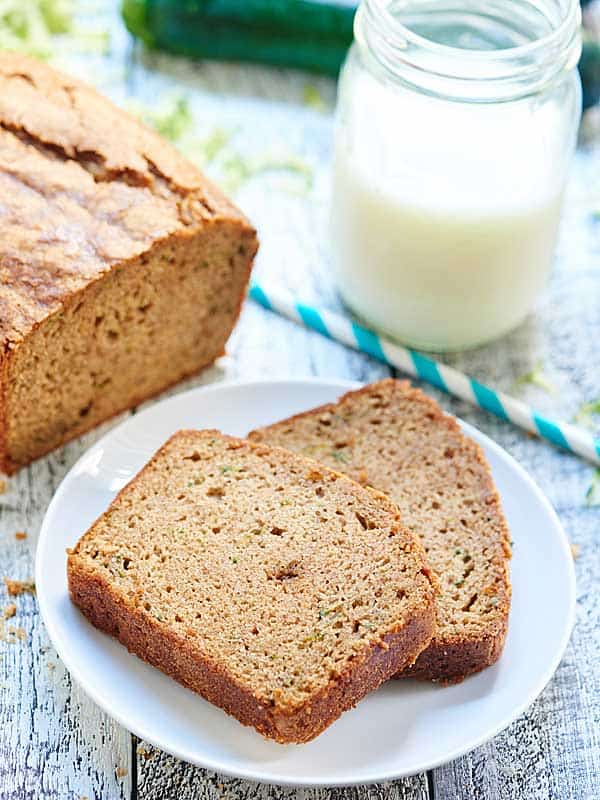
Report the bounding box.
[1,2,600,798]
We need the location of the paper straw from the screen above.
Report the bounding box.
[249,282,600,466]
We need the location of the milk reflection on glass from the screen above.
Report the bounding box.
[331,0,582,351]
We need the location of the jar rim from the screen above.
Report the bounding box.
[355,0,582,101]
[362,0,580,62]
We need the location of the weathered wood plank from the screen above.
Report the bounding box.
[429,503,600,800]
[424,180,600,800]
[4,0,599,797]
[0,6,138,797]
[135,741,429,800]
[0,438,132,800]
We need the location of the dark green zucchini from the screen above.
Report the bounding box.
[581,1,600,108]
[122,0,355,75]
[122,0,600,106]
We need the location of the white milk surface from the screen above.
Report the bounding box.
[331,63,569,350]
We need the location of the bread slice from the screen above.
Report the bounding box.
[0,54,258,474]
[249,379,511,684]
[67,430,436,743]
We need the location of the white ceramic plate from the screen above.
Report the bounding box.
[36,379,575,787]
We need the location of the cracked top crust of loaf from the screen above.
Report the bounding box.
[0,53,250,350]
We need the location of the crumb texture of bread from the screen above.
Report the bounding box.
[67,430,436,743]
[0,54,258,474]
[249,379,511,684]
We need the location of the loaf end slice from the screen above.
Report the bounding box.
[249,379,511,684]
[0,54,258,474]
[67,430,436,743]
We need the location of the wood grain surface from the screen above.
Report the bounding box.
[1,1,599,798]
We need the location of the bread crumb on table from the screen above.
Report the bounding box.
[570,543,580,560]
[115,766,128,778]
[3,604,16,619]
[0,480,6,494]
[4,578,35,596]
[3,626,26,643]
[136,745,155,760]
[14,531,27,541]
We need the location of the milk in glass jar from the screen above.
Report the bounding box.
[331,0,582,350]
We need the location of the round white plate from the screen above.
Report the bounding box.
[36,379,575,787]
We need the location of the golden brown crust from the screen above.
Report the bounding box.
[0,53,252,349]
[0,54,258,473]
[0,352,9,475]
[67,430,437,743]
[249,378,512,684]
[68,564,435,743]
[400,617,509,684]
[0,54,234,196]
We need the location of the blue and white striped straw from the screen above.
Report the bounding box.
[249,282,600,466]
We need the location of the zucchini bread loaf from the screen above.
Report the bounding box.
[0,54,258,474]
[250,379,512,684]
[68,430,436,743]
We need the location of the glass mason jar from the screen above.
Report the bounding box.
[330,0,582,351]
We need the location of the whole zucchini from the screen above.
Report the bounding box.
[122,0,600,105]
[122,0,355,75]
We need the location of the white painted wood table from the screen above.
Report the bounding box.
[1,2,599,798]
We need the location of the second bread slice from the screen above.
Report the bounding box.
[67,430,436,743]
[250,380,511,684]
